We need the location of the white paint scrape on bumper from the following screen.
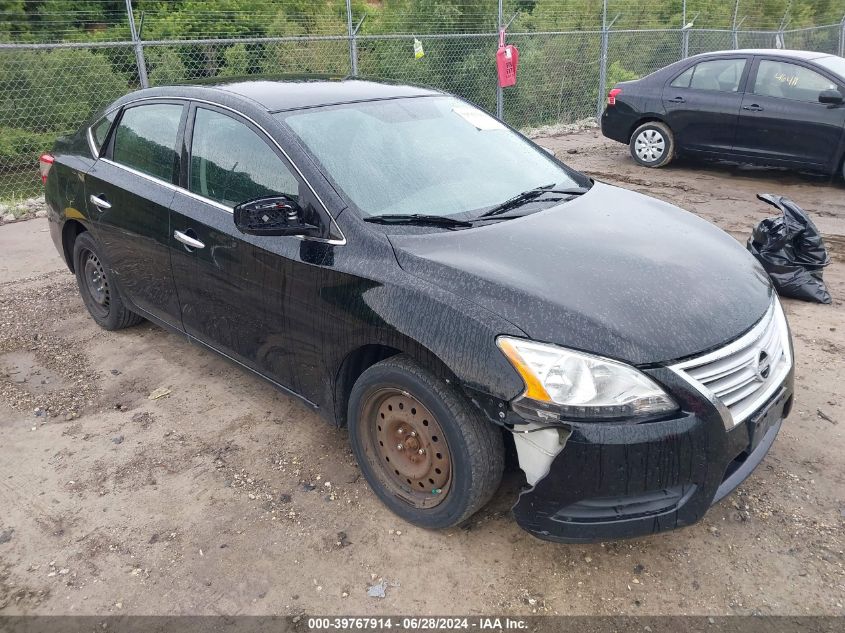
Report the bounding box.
[511,424,570,486]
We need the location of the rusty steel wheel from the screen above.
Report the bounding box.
[361,388,452,508]
[348,354,505,530]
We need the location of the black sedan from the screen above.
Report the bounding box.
[41,80,793,543]
[602,49,845,178]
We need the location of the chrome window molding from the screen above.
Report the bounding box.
[100,157,231,212]
[89,95,346,246]
[86,127,100,159]
[669,296,793,430]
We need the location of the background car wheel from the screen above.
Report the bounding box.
[72,231,143,331]
[348,354,504,529]
[630,121,674,168]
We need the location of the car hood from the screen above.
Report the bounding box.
[389,182,773,365]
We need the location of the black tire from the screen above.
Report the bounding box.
[348,354,504,529]
[629,121,675,168]
[72,231,143,331]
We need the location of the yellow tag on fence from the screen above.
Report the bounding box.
[413,38,424,59]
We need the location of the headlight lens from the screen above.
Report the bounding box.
[497,337,678,421]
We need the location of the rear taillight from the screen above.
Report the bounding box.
[39,153,54,185]
[607,88,622,106]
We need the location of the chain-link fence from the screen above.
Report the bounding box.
[1,2,844,206]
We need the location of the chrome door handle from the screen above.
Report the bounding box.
[742,104,764,112]
[174,230,205,250]
[668,96,686,103]
[89,194,111,210]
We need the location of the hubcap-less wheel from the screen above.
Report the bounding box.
[634,129,666,163]
[361,389,452,509]
[82,249,110,318]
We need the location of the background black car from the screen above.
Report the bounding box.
[601,49,845,178]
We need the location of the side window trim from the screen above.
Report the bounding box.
[104,99,188,186]
[735,56,752,93]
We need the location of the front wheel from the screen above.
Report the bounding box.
[630,121,675,168]
[348,355,504,529]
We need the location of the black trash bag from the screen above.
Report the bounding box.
[747,193,831,304]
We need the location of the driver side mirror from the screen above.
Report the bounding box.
[819,89,843,105]
[234,195,318,237]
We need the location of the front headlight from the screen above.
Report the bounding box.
[497,337,678,421]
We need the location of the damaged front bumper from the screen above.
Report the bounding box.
[510,366,794,543]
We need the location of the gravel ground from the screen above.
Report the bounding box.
[0,130,843,616]
[0,197,47,225]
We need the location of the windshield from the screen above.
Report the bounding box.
[816,55,845,82]
[277,96,584,218]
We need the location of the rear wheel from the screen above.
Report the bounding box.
[348,355,504,529]
[72,231,143,331]
[630,121,675,168]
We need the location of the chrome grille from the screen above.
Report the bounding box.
[671,299,792,429]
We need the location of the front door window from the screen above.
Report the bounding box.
[752,60,838,102]
[189,107,299,207]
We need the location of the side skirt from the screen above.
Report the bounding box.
[128,303,320,411]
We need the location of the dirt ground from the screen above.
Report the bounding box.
[1,130,843,617]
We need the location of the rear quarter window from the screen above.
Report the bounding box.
[670,66,694,88]
[90,111,117,154]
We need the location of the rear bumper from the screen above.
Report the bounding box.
[600,107,634,144]
[48,216,64,263]
[512,368,793,543]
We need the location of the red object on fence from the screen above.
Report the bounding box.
[496,29,519,88]
[39,153,54,185]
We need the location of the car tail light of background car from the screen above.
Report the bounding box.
[39,153,54,184]
[607,88,622,106]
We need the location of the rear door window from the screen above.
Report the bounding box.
[752,60,838,102]
[671,58,746,92]
[112,103,183,182]
[188,107,299,208]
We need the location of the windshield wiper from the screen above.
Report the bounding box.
[363,214,473,228]
[478,184,590,219]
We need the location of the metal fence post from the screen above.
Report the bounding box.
[124,0,148,88]
[345,0,358,76]
[496,0,504,120]
[731,0,740,49]
[839,14,845,57]
[596,0,608,121]
[775,9,790,49]
[681,0,688,58]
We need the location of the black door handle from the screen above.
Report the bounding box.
[668,96,686,103]
[742,104,764,112]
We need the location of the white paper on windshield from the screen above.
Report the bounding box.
[452,106,505,131]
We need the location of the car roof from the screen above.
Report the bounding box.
[131,78,443,113]
[691,49,833,61]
